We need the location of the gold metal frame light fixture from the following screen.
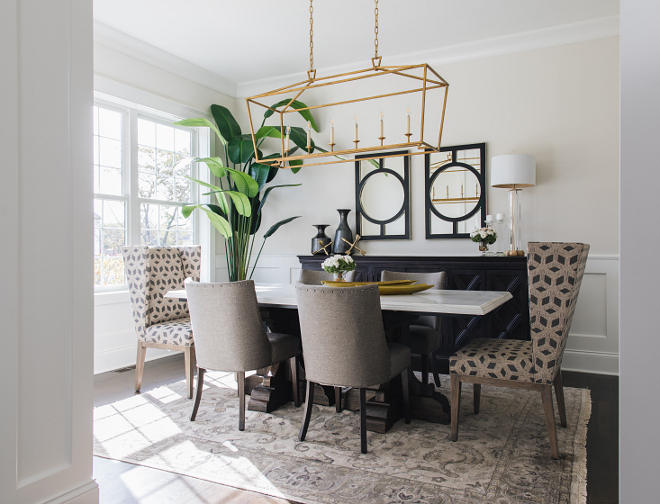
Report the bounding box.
[245,0,449,169]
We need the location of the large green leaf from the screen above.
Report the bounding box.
[259,152,281,183]
[249,197,262,235]
[255,126,282,140]
[225,168,259,197]
[258,184,302,214]
[198,157,227,178]
[210,104,241,143]
[224,190,251,216]
[289,126,315,151]
[182,204,232,238]
[184,176,230,214]
[250,163,271,192]
[263,99,319,132]
[289,159,303,174]
[228,134,257,165]
[174,118,225,146]
[263,216,301,239]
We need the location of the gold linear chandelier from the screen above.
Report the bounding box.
[246,0,449,169]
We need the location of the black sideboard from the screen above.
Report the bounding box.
[298,255,531,357]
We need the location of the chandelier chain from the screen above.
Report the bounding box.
[309,0,314,71]
[374,0,379,59]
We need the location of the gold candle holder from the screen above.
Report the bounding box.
[329,142,336,152]
[353,140,360,148]
[378,136,385,146]
[405,133,413,141]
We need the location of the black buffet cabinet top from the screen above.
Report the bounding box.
[298,254,531,354]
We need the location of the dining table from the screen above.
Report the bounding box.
[166,283,513,430]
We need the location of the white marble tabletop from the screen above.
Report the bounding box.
[165,284,513,316]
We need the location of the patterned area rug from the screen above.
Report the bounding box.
[94,372,590,504]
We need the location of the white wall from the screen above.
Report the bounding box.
[93,41,236,374]
[620,0,660,500]
[1,1,98,503]
[227,37,620,374]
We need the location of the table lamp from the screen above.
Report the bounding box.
[491,154,536,256]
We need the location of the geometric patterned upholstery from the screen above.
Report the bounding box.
[144,318,194,346]
[527,242,589,383]
[451,242,589,384]
[122,246,201,345]
[450,338,534,381]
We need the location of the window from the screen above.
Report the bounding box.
[93,101,199,289]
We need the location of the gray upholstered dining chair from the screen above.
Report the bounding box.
[122,246,201,399]
[299,269,357,285]
[381,270,445,388]
[449,242,589,459]
[186,280,301,431]
[295,283,411,454]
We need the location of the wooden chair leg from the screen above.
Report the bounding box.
[431,351,442,388]
[190,367,205,421]
[553,370,567,428]
[420,354,429,387]
[335,387,342,413]
[541,384,560,459]
[359,388,368,454]
[299,380,315,441]
[290,356,300,407]
[184,345,195,399]
[401,369,411,424]
[237,371,246,431]
[135,342,147,393]
[473,383,481,414]
[450,374,462,441]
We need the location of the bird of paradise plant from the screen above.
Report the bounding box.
[173,101,320,281]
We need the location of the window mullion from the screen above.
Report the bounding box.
[128,109,141,246]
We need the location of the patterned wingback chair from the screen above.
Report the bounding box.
[122,246,201,398]
[449,242,589,459]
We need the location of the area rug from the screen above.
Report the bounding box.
[93,372,590,504]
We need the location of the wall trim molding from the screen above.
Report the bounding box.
[94,20,237,98]
[94,339,177,375]
[43,480,100,504]
[562,349,619,376]
[237,15,620,97]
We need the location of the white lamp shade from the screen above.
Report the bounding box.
[491,154,536,188]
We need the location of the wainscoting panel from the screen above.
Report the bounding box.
[217,254,620,375]
[561,255,619,375]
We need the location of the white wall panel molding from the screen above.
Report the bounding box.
[237,16,620,97]
[94,21,237,98]
[563,255,620,374]
[0,0,97,502]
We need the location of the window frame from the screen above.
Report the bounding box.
[93,96,208,292]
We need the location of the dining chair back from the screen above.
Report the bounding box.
[122,246,201,398]
[299,269,356,285]
[185,280,301,430]
[295,283,411,453]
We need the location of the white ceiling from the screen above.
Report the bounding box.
[93,0,619,87]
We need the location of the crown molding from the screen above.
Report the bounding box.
[93,20,237,98]
[237,15,619,98]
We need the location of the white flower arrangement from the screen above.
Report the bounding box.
[470,227,497,245]
[322,254,356,274]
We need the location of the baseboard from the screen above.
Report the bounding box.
[43,480,99,504]
[561,349,619,376]
[94,344,178,374]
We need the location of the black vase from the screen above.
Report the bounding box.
[311,224,332,254]
[332,209,353,254]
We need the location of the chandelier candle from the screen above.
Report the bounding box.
[285,126,291,152]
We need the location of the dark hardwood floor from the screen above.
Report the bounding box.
[94,354,618,504]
